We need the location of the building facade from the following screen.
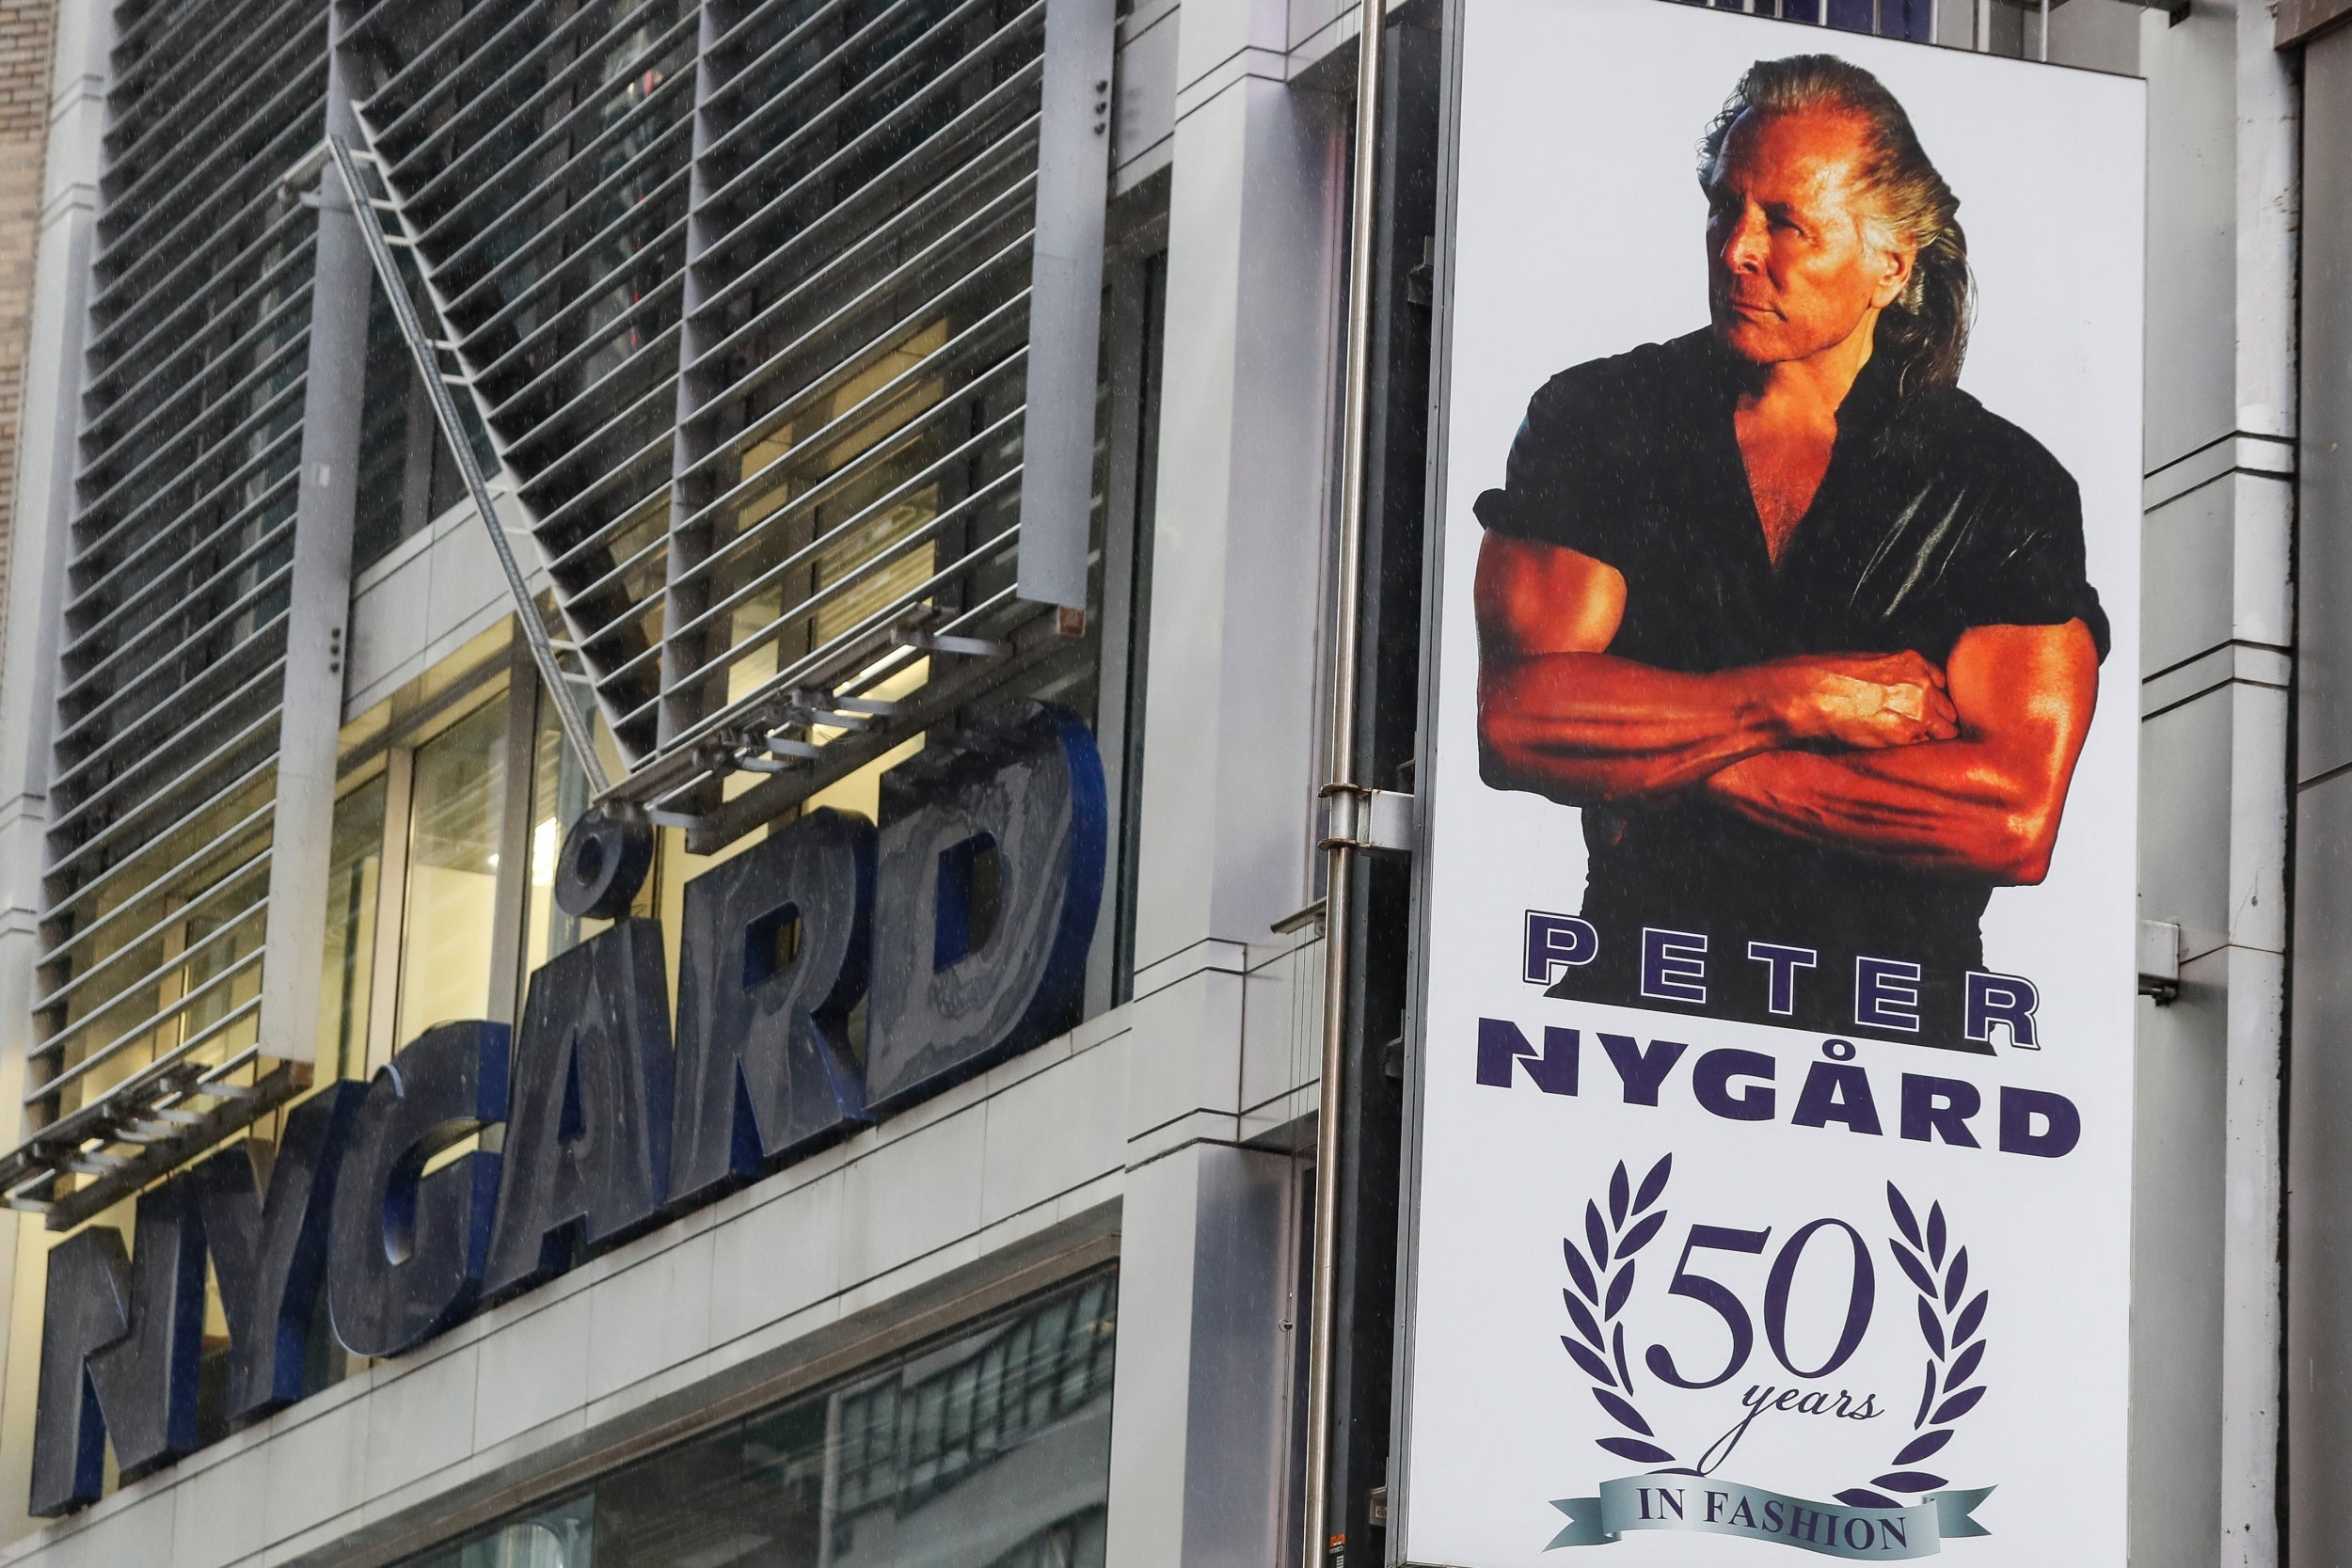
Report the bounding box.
[0,0,2338,1564]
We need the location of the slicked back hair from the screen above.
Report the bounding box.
[1699,54,1972,396]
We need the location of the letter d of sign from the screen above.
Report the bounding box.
[29,1180,205,1515]
[866,704,1106,1115]
[669,808,876,1210]
[328,1022,509,1357]
[189,1081,370,1425]
[485,920,674,1298]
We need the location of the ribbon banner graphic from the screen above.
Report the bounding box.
[1547,1479,1994,1560]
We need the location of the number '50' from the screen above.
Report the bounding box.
[1646,1220,1877,1389]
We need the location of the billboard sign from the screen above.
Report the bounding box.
[1393,6,2143,1564]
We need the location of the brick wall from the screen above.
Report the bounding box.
[0,0,57,678]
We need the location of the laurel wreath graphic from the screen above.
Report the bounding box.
[1557,1163,1990,1497]
[1836,1182,1993,1508]
[1559,1154,1678,1466]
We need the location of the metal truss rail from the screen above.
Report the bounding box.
[326,135,612,799]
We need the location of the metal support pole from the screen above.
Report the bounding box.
[320,135,612,799]
[1304,4,1386,1565]
[258,24,373,1068]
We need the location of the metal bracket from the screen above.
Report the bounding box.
[2137,918,2183,1005]
[892,626,1014,658]
[1271,897,1327,936]
[1319,784,1416,856]
[8,1061,314,1231]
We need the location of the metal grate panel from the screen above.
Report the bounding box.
[342,0,1110,840]
[7,0,337,1215]
[6,0,1112,1208]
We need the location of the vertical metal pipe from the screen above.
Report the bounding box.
[1303,1,1386,1564]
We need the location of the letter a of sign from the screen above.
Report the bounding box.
[485,919,674,1298]
[669,808,875,1210]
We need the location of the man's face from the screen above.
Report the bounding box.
[1703,107,1914,368]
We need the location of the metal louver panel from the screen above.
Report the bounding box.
[342,0,1111,847]
[3,0,334,1219]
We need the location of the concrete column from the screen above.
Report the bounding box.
[2286,22,2352,1568]
[2216,7,2295,1565]
[0,0,113,1541]
[1128,28,1337,974]
[2133,5,2297,1567]
[1105,1,1343,1561]
[1103,1143,1298,1568]
[0,0,105,1137]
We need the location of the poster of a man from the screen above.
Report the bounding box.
[1472,55,2106,1045]
[1397,9,2140,1563]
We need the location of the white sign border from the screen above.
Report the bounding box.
[1387,7,2150,1564]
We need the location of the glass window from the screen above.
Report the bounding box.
[355,272,501,576]
[1110,254,1166,1006]
[519,687,597,997]
[413,1496,594,1568]
[356,282,426,572]
[403,1270,1118,1568]
[319,775,388,1082]
[397,694,509,1038]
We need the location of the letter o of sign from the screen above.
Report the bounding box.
[554,812,655,920]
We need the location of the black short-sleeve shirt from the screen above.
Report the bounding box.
[1475,329,2107,1046]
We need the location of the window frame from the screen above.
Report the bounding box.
[328,634,537,1079]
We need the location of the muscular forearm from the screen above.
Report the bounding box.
[1695,622,2098,882]
[1477,652,1802,804]
[1704,743,2057,880]
[1472,535,1967,806]
[1478,646,1956,806]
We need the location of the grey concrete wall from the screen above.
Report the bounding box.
[0,882,1342,1568]
[0,1013,1136,1568]
[2288,20,2352,1567]
[0,0,106,1549]
[2128,4,2299,1566]
[342,498,539,724]
[1095,0,1358,1550]
[0,0,60,676]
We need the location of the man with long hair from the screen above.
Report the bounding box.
[1474,54,2106,1044]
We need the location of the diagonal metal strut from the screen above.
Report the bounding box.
[322,134,613,797]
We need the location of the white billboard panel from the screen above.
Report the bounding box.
[1394,7,2144,1565]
